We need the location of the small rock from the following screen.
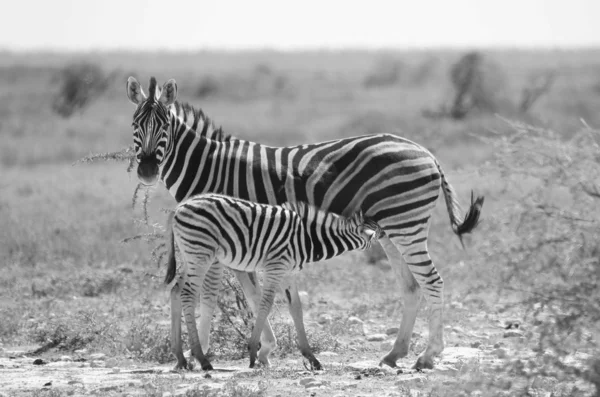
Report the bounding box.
[434,363,459,376]
[90,360,105,367]
[33,358,46,365]
[163,393,172,397]
[74,349,88,355]
[340,382,358,390]
[299,377,326,389]
[493,342,504,348]
[395,375,426,386]
[504,320,521,329]
[385,327,399,335]
[90,353,106,360]
[299,377,317,386]
[470,341,482,348]
[493,348,507,359]
[347,316,364,325]
[503,330,524,338]
[317,313,332,325]
[380,341,393,352]
[409,389,421,397]
[319,351,338,356]
[43,381,52,387]
[345,360,379,371]
[60,355,73,361]
[366,334,387,342]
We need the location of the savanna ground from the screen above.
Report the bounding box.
[1,49,600,396]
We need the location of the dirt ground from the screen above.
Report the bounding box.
[1,307,590,397]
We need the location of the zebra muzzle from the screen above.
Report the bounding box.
[137,159,159,185]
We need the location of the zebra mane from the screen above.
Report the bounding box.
[170,101,232,142]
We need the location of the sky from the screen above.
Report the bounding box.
[3,0,600,51]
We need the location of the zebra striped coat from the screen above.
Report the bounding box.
[165,193,381,369]
[126,77,484,371]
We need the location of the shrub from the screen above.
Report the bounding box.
[449,51,505,119]
[480,120,600,395]
[196,75,221,98]
[29,310,120,354]
[194,64,294,101]
[123,315,172,363]
[52,62,112,118]
[363,57,404,89]
[519,70,555,113]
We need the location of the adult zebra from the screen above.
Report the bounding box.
[126,76,484,370]
[166,193,382,370]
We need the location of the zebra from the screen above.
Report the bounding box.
[126,76,484,370]
[165,193,382,370]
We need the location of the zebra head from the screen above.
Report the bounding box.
[353,212,383,251]
[126,76,178,186]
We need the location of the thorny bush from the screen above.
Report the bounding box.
[479,119,600,395]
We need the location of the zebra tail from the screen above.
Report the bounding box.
[436,161,485,248]
[164,211,177,285]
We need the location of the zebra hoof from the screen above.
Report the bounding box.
[200,361,214,371]
[379,357,398,368]
[413,355,434,370]
[173,358,189,371]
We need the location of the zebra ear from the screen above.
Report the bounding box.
[363,228,377,241]
[357,210,365,223]
[126,76,146,105]
[159,79,178,106]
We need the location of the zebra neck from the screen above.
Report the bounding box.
[302,213,364,262]
[160,115,216,201]
[159,117,286,204]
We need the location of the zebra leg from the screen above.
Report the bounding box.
[378,236,422,368]
[181,260,214,371]
[197,261,225,354]
[396,239,444,370]
[233,270,277,367]
[248,267,285,368]
[281,276,322,370]
[170,279,188,370]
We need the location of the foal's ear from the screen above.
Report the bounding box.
[159,79,178,106]
[126,76,147,105]
[363,228,377,240]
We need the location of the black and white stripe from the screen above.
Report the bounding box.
[126,77,484,370]
[164,193,380,369]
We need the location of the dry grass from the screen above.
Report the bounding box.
[1,49,600,396]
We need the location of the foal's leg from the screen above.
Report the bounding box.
[170,279,188,370]
[180,255,214,370]
[281,276,321,370]
[248,265,286,368]
[233,270,278,366]
[197,261,225,354]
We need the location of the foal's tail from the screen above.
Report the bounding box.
[164,211,177,285]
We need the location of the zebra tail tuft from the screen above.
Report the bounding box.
[164,212,177,285]
[455,191,485,248]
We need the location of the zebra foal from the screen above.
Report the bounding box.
[164,193,381,370]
